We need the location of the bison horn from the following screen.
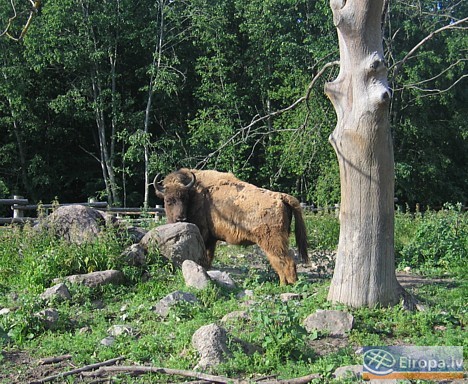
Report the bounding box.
[153,174,165,194]
[184,172,196,189]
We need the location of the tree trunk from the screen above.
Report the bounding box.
[324,0,399,307]
[143,0,165,208]
[81,0,121,206]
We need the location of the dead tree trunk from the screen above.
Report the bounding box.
[324,0,400,307]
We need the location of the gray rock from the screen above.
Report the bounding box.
[141,223,208,267]
[0,308,11,316]
[40,283,71,302]
[220,311,250,323]
[192,324,232,369]
[121,244,146,267]
[182,260,211,289]
[36,205,114,244]
[34,308,59,330]
[126,226,148,243]
[207,270,236,290]
[280,293,302,302]
[153,291,199,318]
[54,270,125,288]
[236,289,254,299]
[333,365,362,379]
[107,324,136,337]
[304,310,354,336]
[100,336,115,346]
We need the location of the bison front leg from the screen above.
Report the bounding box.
[269,254,297,285]
[262,247,297,285]
[205,239,217,267]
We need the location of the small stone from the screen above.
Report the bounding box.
[40,283,71,302]
[100,336,115,346]
[303,310,354,336]
[236,289,254,299]
[279,293,302,302]
[207,270,236,290]
[333,365,362,379]
[34,308,60,330]
[182,260,211,289]
[192,324,232,369]
[121,244,146,266]
[153,291,199,318]
[220,311,250,323]
[107,325,136,337]
[0,308,11,316]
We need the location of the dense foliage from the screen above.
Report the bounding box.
[0,0,466,208]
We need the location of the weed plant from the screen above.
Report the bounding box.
[395,203,467,277]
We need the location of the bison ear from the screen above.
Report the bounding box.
[184,172,196,190]
[153,174,165,197]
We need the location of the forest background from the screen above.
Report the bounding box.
[1,0,466,209]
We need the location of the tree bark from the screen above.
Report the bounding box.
[325,0,399,307]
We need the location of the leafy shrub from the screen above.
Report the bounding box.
[249,299,314,367]
[304,211,339,250]
[396,204,467,276]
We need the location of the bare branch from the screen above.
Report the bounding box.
[394,58,468,106]
[37,354,73,365]
[82,365,321,383]
[391,16,468,77]
[30,356,125,384]
[1,0,42,41]
[0,0,18,38]
[195,61,339,170]
[400,74,468,110]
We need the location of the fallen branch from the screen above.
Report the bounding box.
[83,366,233,383]
[30,356,125,384]
[83,365,321,384]
[262,373,321,384]
[37,354,72,365]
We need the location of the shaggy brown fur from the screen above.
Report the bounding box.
[154,168,309,285]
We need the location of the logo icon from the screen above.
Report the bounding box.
[363,348,396,375]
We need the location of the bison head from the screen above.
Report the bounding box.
[153,171,196,223]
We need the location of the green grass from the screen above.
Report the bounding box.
[0,208,466,383]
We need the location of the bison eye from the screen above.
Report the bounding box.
[165,198,177,206]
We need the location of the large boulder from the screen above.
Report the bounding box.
[37,205,117,244]
[140,223,208,267]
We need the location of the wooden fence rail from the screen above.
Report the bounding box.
[0,196,340,226]
[1,196,464,226]
[0,196,165,225]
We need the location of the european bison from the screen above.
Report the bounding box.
[154,168,309,285]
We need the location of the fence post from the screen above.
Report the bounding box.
[13,195,24,219]
[155,205,163,222]
[334,203,340,219]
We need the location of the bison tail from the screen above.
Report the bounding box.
[283,195,309,263]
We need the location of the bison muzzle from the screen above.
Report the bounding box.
[154,168,309,285]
